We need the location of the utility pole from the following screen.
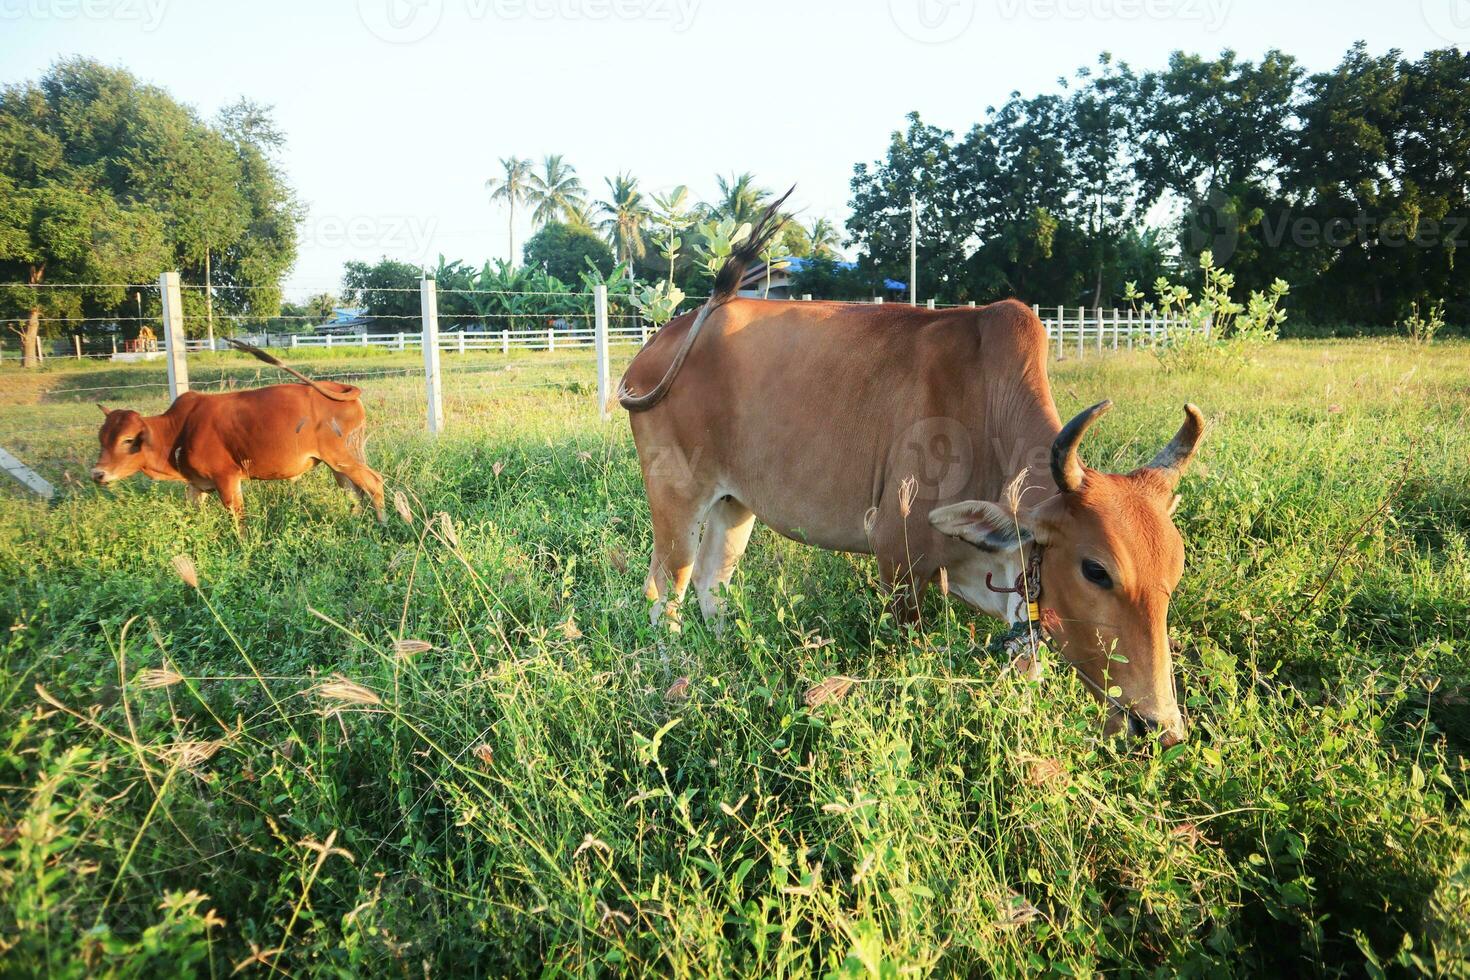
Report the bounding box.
[909,193,918,307]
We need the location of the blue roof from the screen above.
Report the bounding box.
[784,256,906,292]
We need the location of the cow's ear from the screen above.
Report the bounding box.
[97,403,110,416]
[929,500,1032,552]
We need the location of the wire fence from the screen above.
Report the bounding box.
[2,274,1199,498]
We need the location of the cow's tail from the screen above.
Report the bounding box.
[618,185,794,413]
[223,338,360,402]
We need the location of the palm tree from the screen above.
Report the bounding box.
[808,217,841,259]
[485,156,533,267]
[598,173,647,273]
[713,172,771,227]
[525,154,588,227]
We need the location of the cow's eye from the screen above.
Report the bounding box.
[1081,559,1113,589]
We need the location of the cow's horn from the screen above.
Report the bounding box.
[1051,400,1112,493]
[97,402,110,415]
[1146,403,1205,489]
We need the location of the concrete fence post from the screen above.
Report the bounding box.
[421,278,444,435]
[926,298,936,310]
[800,293,812,301]
[547,328,555,352]
[159,270,189,398]
[873,297,884,305]
[594,284,611,421]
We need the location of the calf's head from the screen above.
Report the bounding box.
[92,406,151,485]
[930,401,1203,746]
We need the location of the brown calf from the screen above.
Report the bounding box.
[92,344,384,522]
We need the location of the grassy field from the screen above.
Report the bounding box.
[1,340,1467,976]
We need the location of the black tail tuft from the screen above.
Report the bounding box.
[710,185,795,303]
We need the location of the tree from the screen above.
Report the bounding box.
[525,154,588,227]
[0,59,299,364]
[485,156,532,267]
[598,173,647,274]
[712,172,771,227]
[304,292,337,321]
[807,218,842,259]
[340,257,421,325]
[522,221,614,284]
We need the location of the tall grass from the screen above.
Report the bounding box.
[1,341,1467,975]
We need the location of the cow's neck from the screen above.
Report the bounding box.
[140,413,186,481]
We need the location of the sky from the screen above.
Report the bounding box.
[1,0,1462,299]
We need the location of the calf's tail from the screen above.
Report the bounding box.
[618,185,794,413]
[224,338,361,402]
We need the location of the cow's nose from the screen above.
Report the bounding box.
[1158,726,1185,750]
[91,468,107,483]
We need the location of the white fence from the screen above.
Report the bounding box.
[7,271,1200,438]
[180,303,1187,359]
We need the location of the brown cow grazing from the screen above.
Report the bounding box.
[91,341,385,523]
[619,196,1203,746]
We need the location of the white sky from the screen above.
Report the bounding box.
[1,0,1458,298]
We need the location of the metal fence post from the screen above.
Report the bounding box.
[421,278,444,435]
[160,270,189,398]
[594,284,611,421]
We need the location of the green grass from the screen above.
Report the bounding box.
[1,340,1467,976]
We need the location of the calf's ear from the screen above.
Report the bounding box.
[929,500,1032,552]
[97,403,110,415]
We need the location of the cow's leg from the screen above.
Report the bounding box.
[645,492,705,631]
[214,472,245,525]
[692,496,756,624]
[878,555,934,625]
[322,453,386,524]
[332,469,364,512]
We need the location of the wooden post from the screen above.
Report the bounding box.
[291,334,299,349]
[967,301,976,307]
[1127,309,1135,350]
[926,298,936,310]
[594,284,611,421]
[873,297,884,305]
[159,270,189,398]
[1095,307,1103,354]
[1076,307,1085,359]
[501,330,509,354]
[547,328,555,352]
[74,335,82,359]
[325,334,333,349]
[111,336,117,357]
[1056,306,1064,360]
[640,324,649,344]
[800,293,812,301]
[397,331,405,351]
[421,278,443,435]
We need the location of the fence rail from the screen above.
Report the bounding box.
[4,272,1201,443]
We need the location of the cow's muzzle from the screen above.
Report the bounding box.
[1127,711,1187,749]
[91,468,112,485]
